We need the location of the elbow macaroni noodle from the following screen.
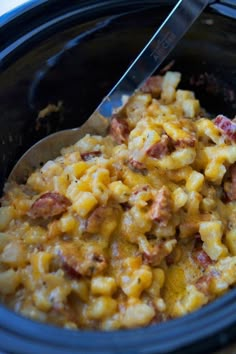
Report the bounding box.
[0,71,235,330]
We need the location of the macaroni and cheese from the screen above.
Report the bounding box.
[0,71,235,330]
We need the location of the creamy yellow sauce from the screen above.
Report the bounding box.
[0,71,235,330]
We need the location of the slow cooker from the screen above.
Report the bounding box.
[0,1,236,353]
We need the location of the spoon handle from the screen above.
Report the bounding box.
[99,0,209,118]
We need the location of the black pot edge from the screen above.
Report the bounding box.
[0,0,235,30]
[1,288,236,354]
[0,1,236,353]
[0,0,235,71]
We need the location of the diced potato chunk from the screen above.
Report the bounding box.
[120,266,152,297]
[186,171,204,192]
[226,229,236,256]
[182,99,200,118]
[87,296,117,320]
[0,241,26,267]
[161,71,181,103]
[30,252,53,279]
[109,181,131,203]
[176,89,195,102]
[0,206,15,231]
[72,192,97,217]
[173,285,208,316]
[122,303,155,328]
[199,221,228,260]
[91,276,117,296]
[173,188,188,211]
[71,280,89,302]
[0,269,21,295]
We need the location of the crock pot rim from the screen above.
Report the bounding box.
[1,287,236,353]
[0,1,178,70]
[0,0,235,30]
[0,0,177,29]
[0,1,236,353]
[0,0,235,71]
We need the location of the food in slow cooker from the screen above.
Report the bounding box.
[0,71,235,330]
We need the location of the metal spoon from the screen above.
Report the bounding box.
[9,0,209,184]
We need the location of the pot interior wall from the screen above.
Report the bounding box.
[0,4,236,192]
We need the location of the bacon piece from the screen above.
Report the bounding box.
[194,233,201,240]
[214,115,236,141]
[143,239,176,267]
[224,164,236,201]
[86,206,114,234]
[180,220,201,238]
[166,253,175,266]
[194,249,213,269]
[28,192,71,219]
[141,75,163,97]
[81,151,101,161]
[120,202,131,211]
[230,164,236,201]
[146,135,170,158]
[143,244,166,267]
[174,136,196,148]
[133,185,150,195]
[195,269,220,295]
[149,186,172,226]
[166,246,181,266]
[195,274,212,295]
[58,243,107,277]
[128,158,147,173]
[63,263,82,279]
[160,60,175,74]
[109,116,130,144]
[151,312,171,324]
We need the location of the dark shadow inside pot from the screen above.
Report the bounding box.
[0,4,235,193]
